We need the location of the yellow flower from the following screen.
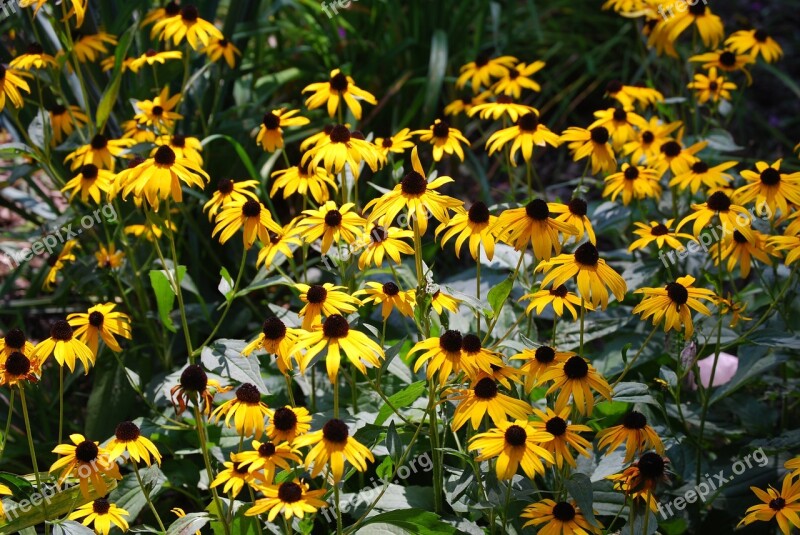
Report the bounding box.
[154,134,203,165]
[203,178,259,219]
[354,281,415,321]
[152,4,224,50]
[596,410,664,462]
[170,364,231,416]
[410,331,501,387]
[689,49,753,76]
[456,54,517,92]
[669,159,737,194]
[538,355,612,415]
[235,439,301,483]
[257,108,310,152]
[44,240,78,290]
[301,124,380,175]
[676,190,755,242]
[736,159,800,215]
[449,375,532,431]
[61,164,115,204]
[68,499,129,535]
[530,407,592,468]
[519,286,589,321]
[20,0,86,26]
[67,302,132,355]
[271,162,337,204]
[739,475,800,535]
[265,406,312,444]
[256,225,302,271]
[412,119,470,161]
[713,229,778,279]
[211,454,259,497]
[246,480,328,521]
[607,452,670,512]
[603,163,662,206]
[203,37,240,68]
[121,120,156,143]
[769,234,800,267]
[521,499,603,534]
[486,112,560,165]
[120,145,209,210]
[128,48,183,73]
[491,61,545,98]
[134,87,183,130]
[124,221,175,242]
[374,128,415,157]
[604,79,664,111]
[303,68,377,120]
[549,198,596,244]
[0,328,35,362]
[294,283,360,330]
[9,42,58,70]
[212,199,282,249]
[726,29,783,63]
[436,202,497,260]
[0,350,44,387]
[356,225,415,270]
[73,32,118,63]
[0,483,11,517]
[663,2,724,49]
[296,200,365,255]
[469,419,553,480]
[589,107,648,150]
[491,199,578,260]
[622,116,681,164]
[468,95,538,122]
[48,104,89,145]
[64,134,135,171]
[242,317,301,375]
[142,1,181,29]
[688,67,737,104]
[628,219,694,252]
[292,419,375,483]
[443,92,491,116]
[511,345,574,391]
[652,138,706,176]
[430,289,461,315]
[560,126,617,174]
[50,434,121,499]
[33,319,95,373]
[210,383,270,438]
[633,275,717,338]
[106,421,161,466]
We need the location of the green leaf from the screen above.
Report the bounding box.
[386,421,402,464]
[486,276,513,319]
[422,30,448,119]
[51,520,95,535]
[200,339,268,393]
[356,509,457,534]
[84,351,135,438]
[710,353,788,405]
[218,267,234,299]
[612,382,657,405]
[565,473,600,527]
[96,23,136,129]
[109,466,166,521]
[0,143,39,160]
[374,381,426,426]
[149,267,186,333]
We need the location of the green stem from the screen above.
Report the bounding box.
[482,253,525,345]
[0,389,15,461]
[333,376,339,418]
[58,366,64,445]
[192,401,230,535]
[132,462,167,532]
[476,249,482,334]
[334,477,344,535]
[611,324,659,388]
[19,386,51,525]
[428,381,443,514]
[579,298,585,357]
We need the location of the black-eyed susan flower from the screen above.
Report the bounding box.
[460,335,505,382]
[430,289,460,315]
[628,219,694,253]
[142,1,181,28]
[266,406,312,444]
[68,303,132,355]
[243,317,301,374]
[300,123,335,152]
[256,108,310,152]
[134,87,183,130]
[786,457,800,479]
[68,498,129,535]
[294,314,384,383]
[677,190,754,241]
[294,283,360,330]
[511,345,573,392]
[301,124,380,175]
[203,37,240,67]
[256,226,302,271]
[0,328,35,361]
[486,112,560,165]
[10,42,58,70]
[50,434,121,499]
[669,159,737,194]
[48,104,88,146]
[124,221,175,241]
[604,79,664,111]
[355,281,414,321]
[211,382,270,438]
[491,199,578,260]
[770,233,800,267]
[633,275,717,338]
[539,355,612,415]
[292,418,374,482]
[608,452,670,512]
[271,162,336,204]
[106,420,162,466]
[246,480,327,521]
[521,499,602,534]
[154,134,204,166]
[120,144,209,209]
[603,163,662,206]
[561,126,616,174]
[0,350,43,387]
[491,61,545,98]
[357,225,415,270]
[33,319,94,373]
[436,202,498,260]
[170,364,230,416]
[664,2,724,48]
[65,134,135,171]
[726,29,783,63]
[235,440,301,482]
[716,294,753,328]
[212,199,282,249]
[714,229,778,279]
[449,375,532,431]
[203,178,259,220]
[589,107,647,150]
[365,146,461,235]
[549,198,596,244]
[690,49,753,75]
[739,475,800,535]
[469,419,553,480]
[519,285,588,321]
[688,67,737,104]
[100,54,135,73]
[443,92,491,116]
[596,410,664,462]
[488,362,523,389]
[736,159,800,215]
[211,455,258,497]
[61,164,115,204]
[374,128,415,157]
[530,407,592,468]
[456,53,517,92]
[121,119,156,143]
[43,240,78,290]
[412,119,470,161]
[468,95,537,122]
[128,48,183,73]
[303,68,377,120]
[653,138,706,176]
[152,4,223,50]
[73,32,118,63]
[622,116,681,164]
[410,330,493,387]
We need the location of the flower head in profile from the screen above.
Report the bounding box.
[633,275,716,338]
[256,226,302,271]
[68,498,129,535]
[456,53,517,92]
[10,42,58,70]
[152,4,224,50]
[669,159,737,195]
[303,68,377,120]
[257,108,310,152]
[443,92,491,116]
[604,79,663,111]
[549,198,596,244]
[374,128,415,157]
[128,48,183,73]
[0,350,43,387]
[538,355,612,415]
[354,281,415,321]
[170,364,230,416]
[20,0,86,26]
[726,29,783,63]
[95,243,125,269]
[48,104,89,145]
[662,2,724,49]
[436,202,498,260]
[292,419,375,483]
[67,302,132,356]
[242,317,301,374]
[33,319,94,373]
[246,480,328,521]
[608,452,670,512]
[521,499,602,534]
[561,126,616,174]
[486,112,560,165]
[530,407,592,468]
[449,375,532,431]
[43,240,78,290]
[50,434,122,499]
[596,410,664,463]
[203,178,259,220]
[212,199,282,249]
[203,37,241,67]
[628,219,693,253]
[714,229,778,279]
[107,420,162,466]
[412,119,470,161]
[211,455,259,498]
[271,162,337,205]
[64,134,135,171]
[469,419,553,480]
[72,32,118,63]
[468,95,538,122]
[61,164,114,204]
[211,383,270,438]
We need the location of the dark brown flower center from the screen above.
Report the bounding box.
[552,502,576,521]
[80,164,99,180]
[329,124,351,143]
[51,320,73,341]
[242,200,261,218]
[574,242,599,266]
[719,51,736,67]
[665,282,689,305]
[322,418,349,443]
[217,178,234,194]
[128,156,145,169]
[651,223,669,236]
[535,346,556,364]
[4,328,26,349]
[550,285,568,298]
[381,138,393,148]
[525,199,550,221]
[262,317,287,340]
[263,112,280,130]
[432,120,450,139]
[473,377,498,399]
[50,103,67,115]
[172,134,186,147]
[623,411,647,430]
[606,80,623,94]
[90,134,108,150]
[566,198,587,217]
[181,5,199,22]
[462,334,482,353]
[306,285,328,304]
[688,2,706,15]
[624,166,640,180]
[641,131,655,144]
[27,43,45,55]
[88,311,104,328]
[590,127,609,144]
[496,95,513,104]
[258,442,277,457]
[517,112,539,131]
[707,191,732,212]
[770,497,786,511]
[324,209,343,227]
[5,351,31,377]
[474,52,490,67]
[115,421,141,441]
[563,356,589,379]
[439,330,463,353]
[468,202,490,224]
[708,81,718,91]
[401,171,427,195]
[92,498,111,515]
[660,141,681,158]
[613,108,627,122]
[236,383,261,404]
[382,282,400,296]
[218,38,228,47]
[370,225,387,243]
[75,440,99,462]
[278,482,303,503]
[152,105,164,117]
[180,364,208,392]
[154,145,176,166]
[146,49,157,57]
[508,68,520,80]
[754,29,768,42]
[272,407,298,430]
[545,416,567,436]
[351,131,365,140]
[637,452,666,480]
[322,314,350,338]
[692,161,709,174]
[504,425,527,446]
[329,72,349,92]
[760,168,780,186]
[733,230,748,244]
